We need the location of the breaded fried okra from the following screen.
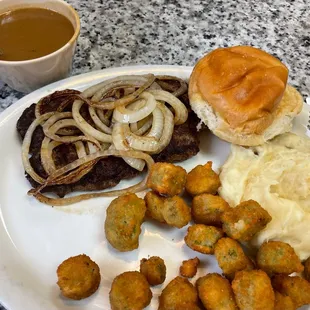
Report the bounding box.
[57,254,101,300]
[162,196,191,228]
[221,199,271,242]
[185,224,224,254]
[180,257,200,278]
[214,237,254,279]
[147,162,187,196]
[232,270,275,310]
[272,274,310,308]
[197,273,238,310]
[105,193,146,252]
[257,241,304,275]
[186,161,220,196]
[192,193,230,226]
[158,276,199,310]
[109,271,152,310]
[140,256,166,286]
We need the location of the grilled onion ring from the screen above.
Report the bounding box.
[28,150,154,206]
[155,75,188,97]
[148,89,188,125]
[112,123,146,171]
[40,137,61,175]
[72,100,112,143]
[125,103,174,154]
[113,92,157,124]
[88,74,155,110]
[22,112,54,184]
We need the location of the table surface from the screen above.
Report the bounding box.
[0,0,309,309]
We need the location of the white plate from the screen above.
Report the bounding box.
[0,65,309,310]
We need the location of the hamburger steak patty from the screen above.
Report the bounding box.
[17,88,200,198]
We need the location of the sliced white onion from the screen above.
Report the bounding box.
[44,116,100,148]
[128,100,150,133]
[78,74,155,110]
[29,149,154,206]
[154,103,175,153]
[155,75,188,97]
[40,137,52,173]
[131,116,153,135]
[112,123,145,171]
[148,89,188,125]
[146,106,164,139]
[130,122,139,133]
[72,99,112,143]
[82,76,144,98]
[126,130,159,153]
[89,106,112,134]
[126,103,174,154]
[126,99,146,111]
[57,127,80,136]
[75,141,87,158]
[113,92,157,123]
[87,141,97,154]
[91,74,154,101]
[22,112,54,184]
[42,111,72,128]
[40,137,62,175]
[124,104,166,153]
[96,109,110,126]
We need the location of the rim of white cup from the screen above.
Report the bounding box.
[0,0,81,65]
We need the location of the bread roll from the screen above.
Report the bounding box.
[189,46,303,146]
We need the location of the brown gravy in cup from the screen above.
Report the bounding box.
[0,8,74,61]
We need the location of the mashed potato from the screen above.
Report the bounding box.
[219,133,310,260]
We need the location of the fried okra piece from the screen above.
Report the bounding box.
[104,193,146,252]
[272,275,310,308]
[185,224,224,254]
[274,291,296,310]
[197,273,238,310]
[57,254,101,300]
[109,271,152,310]
[257,241,304,275]
[221,199,272,242]
[147,162,187,196]
[185,161,220,196]
[140,256,166,286]
[192,193,230,226]
[158,276,199,310]
[214,238,254,279]
[162,196,191,228]
[144,191,165,223]
[180,257,200,278]
[232,270,275,310]
[304,256,310,282]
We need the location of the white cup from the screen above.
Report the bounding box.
[0,0,80,93]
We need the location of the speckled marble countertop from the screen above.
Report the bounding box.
[0,0,310,113]
[0,0,309,309]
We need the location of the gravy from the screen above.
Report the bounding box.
[0,8,74,61]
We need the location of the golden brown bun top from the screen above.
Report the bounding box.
[189,46,289,134]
